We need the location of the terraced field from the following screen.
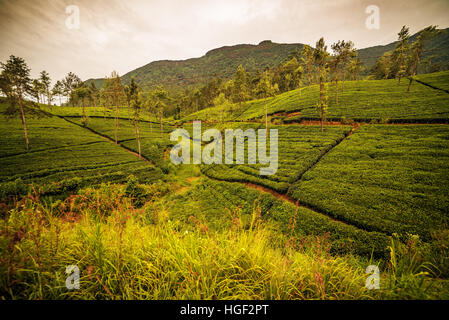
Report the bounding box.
[183,71,449,123]
[288,124,449,239]
[168,178,390,257]
[0,102,163,195]
[202,124,352,193]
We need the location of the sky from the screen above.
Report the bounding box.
[1,0,448,84]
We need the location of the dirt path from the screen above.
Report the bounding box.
[241,182,348,225]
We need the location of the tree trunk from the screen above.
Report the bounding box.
[134,121,141,158]
[265,101,268,137]
[407,78,413,92]
[82,99,86,118]
[18,95,30,151]
[114,102,118,144]
[160,111,163,137]
[342,68,346,92]
[319,67,324,133]
[335,79,339,104]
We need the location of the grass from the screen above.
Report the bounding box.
[288,125,449,239]
[0,101,164,198]
[1,182,447,299]
[168,178,390,257]
[201,124,352,193]
[1,72,449,300]
[183,71,449,123]
[40,105,168,123]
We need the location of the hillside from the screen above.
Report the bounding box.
[87,40,304,91]
[182,71,449,123]
[86,28,449,91]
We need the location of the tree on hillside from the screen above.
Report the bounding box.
[128,77,142,157]
[213,92,232,124]
[99,88,108,119]
[150,86,170,137]
[88,82,99,110]
[39,71,51,106]
[300,45,314,86]
[0,56,32,150]
[274,57,301,92]
[124,84,132,120]
[74,85,90,125]
[370,51,393,79]
[406,26,440,92]
[103,71,124,144]
[232,65,251,111]
[62,72,82,106]
[255,71,278,136]
[330,41,344,104]
[393,26,410,84]
[348,56,364,80]
[31,79,42,104]
[313,38,330,132]
[339,41,356,92]
[328,55,341,104]
[52,80,64,106]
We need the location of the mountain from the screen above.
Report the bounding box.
[87,40,304,91]
[86,28,449,91]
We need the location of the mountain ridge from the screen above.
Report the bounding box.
[86,28,449,91]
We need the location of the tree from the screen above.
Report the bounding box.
[255,71,278,135]
[393,26,410,84]
[330,41,344,104]
[371,51,393,79]
[124,85,132,120]
[0,56,32,150]
[52,80,64,106]
[406,26,440,92]
[232,65,251,110]
[62,72,82,106]
[31,79,42,103]
[300,45,314,86]
[74,85,90,125]
[128,77,142,157]
[213,92,232,124]
[348,56,364,80]
[150,86,170,137]
[313,38,330,132]
[103,71,124,144]
[88,82,99,110]
[339,41,356,92]
[327,55,340,104]
[39,71,51,106]
[99,88,109,120]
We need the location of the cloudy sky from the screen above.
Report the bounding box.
[1,0,448,83]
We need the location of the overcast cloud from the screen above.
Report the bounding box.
[1,0,448,83]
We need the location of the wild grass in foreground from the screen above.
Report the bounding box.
[0,183,448,300]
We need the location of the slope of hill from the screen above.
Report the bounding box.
[86,28,449,91]
[182,71,449,123]
[87,40,304,91]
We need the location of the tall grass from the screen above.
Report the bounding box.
[1,184,448,299]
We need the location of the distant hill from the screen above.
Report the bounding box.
[87,40,304,91]
[86,28,449,91]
